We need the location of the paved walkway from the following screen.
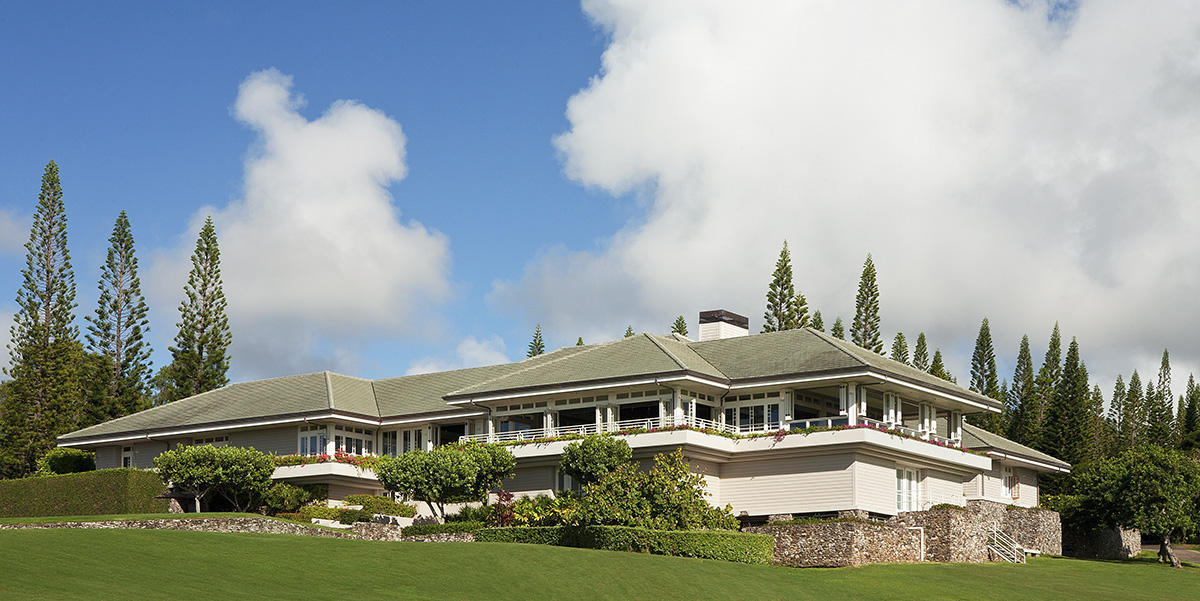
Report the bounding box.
[1141,544,1200,563]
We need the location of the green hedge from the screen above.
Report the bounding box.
[342,494,416,517]
[401,521,486,537]
[475,526,774,564]
[0,469,169,518]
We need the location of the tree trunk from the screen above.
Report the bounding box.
[1159,534,1181,568]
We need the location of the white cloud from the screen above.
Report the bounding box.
[148,69,451,379]
[0,308,12,374]
[0,208,27,255]
[405,336,509,376]
[492,0,1200,394]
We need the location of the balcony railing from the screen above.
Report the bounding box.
[460,414,964,447]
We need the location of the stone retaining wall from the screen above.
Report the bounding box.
[0,517,357,539]
[350,522,475,543]
[1001,506,1061,555]
[744,521,921,567]
[1063,527,1141,560]
[889,508,989,563]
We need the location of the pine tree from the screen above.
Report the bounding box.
[576,337,584,346]
[1183,375,1199,444]
[156,217,232,403]
[1120,371,1145,449]
[1007,335,1038,446]
[1090,384,1108,457]
[623,326,635,338]
[84,211,152,424]
[1032,323,1062,447]
[967,318,1003,432]
[850,254,882,353]
[762,241,807,331]
[0,161,84,477]
[831,317,845,340]
[526,324,545,358]
[1040,338,1092,465]
[890,332,909,365]
[671,315,688,337]
[1107,375,1126,452]
[929,350,955,383]
[1145,349,1175,447]
[810,311,824,332]
[912,333,930,371]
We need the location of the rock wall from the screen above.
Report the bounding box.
[744,521,922,567]
[1001,506,1061,555]
[1063,527,1141,560]
[350,522,475,543]
[0,517,356,538]
[890,508,989,563]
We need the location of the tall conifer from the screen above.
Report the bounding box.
[1032,323,1062,447]
[1,161,84,477]
[157,217,232,403]
[1007,335,1038,446]
[1120,371,1145,449]
[850,254,882,353]
[670,315,688,337]
[890,332,909,365]
[911,333,930,371]
[967,318,1002,432]
[84,211,152,423]
[623,326,635,338]
[526,324,545,358]
[1040,338,1092,465]
[1108,375,1126,452]
[831,317,845,340]
[1183,375,1199,444]
[929,350,955,383]
[810,311,824,332]
[762,241,807,331]
[1146,349,1175,447]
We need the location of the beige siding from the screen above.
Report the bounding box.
[94,446,121,469]
[327,482,385,502]
[963,473,982,498]
[132,441,169,469]
[923,469,965,508]
[852,455,897,515]
[718,454,853,516]
[1014,467,1039,507]
[229,426,297,455]
[503,466,555,498]
[689,458,721,503]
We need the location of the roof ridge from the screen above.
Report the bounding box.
[445,339,617,397]
[643,333,689,372]
[323,371,335,410]
[807,328,870,367]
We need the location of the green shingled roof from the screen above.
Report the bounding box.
[962,423,1071,470]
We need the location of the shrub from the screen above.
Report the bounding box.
[299,506,341,521]
[36,448,96,475]
[446,503,493,523]
[575,450,738,531]
[261,483,327,515]
[476,525,774,564]
[153,445,275,512]
[375,444,515,521]
[275,512,307,522]
[0,469,169,517]
[559,436,632,486]
[337,509,371,524]
[342,494,416,517]
[928,503,965,511]
[401,521,486,536]
[510,493,578,527]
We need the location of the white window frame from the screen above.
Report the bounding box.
[333,425,375,456]
[122,446,133,468]
[1002,466,1019,500]
[298,425,328,456]
[896,466,920,512]
[192,435,229,447]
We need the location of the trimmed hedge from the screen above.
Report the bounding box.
[401,521,486,537]
[475,526,774,564]
[342,494,416,517]
[0,469,169,518]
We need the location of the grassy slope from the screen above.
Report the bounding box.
[2,529,1198,601]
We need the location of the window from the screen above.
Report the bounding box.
[192,436,229,447]
[333,425,375,456]
[382,431,398,457]
[298,426,327,456]
[1003,467,1020,499]
[122,446,133,468]
[896,467,919,512]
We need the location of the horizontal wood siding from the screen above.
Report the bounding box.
[718,454,853,516]
[853,454,897,515]
[328,482,384,502]
[503,466,555,498]
[1015,467,1039,507]
[229,426,297,455]
[132,441,168,469]
[923,468,965,508]
[689,458,721,503]
[94,446,120,469]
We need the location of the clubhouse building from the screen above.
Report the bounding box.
[58,310,1069,520]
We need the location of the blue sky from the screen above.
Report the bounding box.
[3,1,1200,400]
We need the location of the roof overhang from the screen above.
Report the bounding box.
[444,370,731,405]
[986,450,1072,473]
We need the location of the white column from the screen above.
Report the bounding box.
[424,425,434,450]
[949,411,962,444]
[783,390,794,422]
[918,403,934,439]
[595,405,603,432]
[486,417,496,443]
[543,410,553,432]
[842,383,859,424]
[672,388,685,426]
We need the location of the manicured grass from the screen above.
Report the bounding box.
[0,512,265,524]
[2,529,1199,600]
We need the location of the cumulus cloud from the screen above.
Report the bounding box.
[0,207,27,255]
[491,0,1200,392]
[149,69,451,379]
[405,336,510,376]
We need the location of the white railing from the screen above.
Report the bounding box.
[459,414,965,447]
[987,528,1025,563]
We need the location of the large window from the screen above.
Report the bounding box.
[334,425,374,456]
[1003,467,1019,499]
[192,435,229,447]
[896,467,920,512]
[122,446,133,468]
[723,392,782,432]
[299,425,327,456]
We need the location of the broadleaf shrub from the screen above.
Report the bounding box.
[337,509,371,525]
[476,525,774,564]
[36,448,96,475]
[299,506,341,521]
[261,483,327,515]
[342,494,416,517]
[401,521,486,536]
[0,469,169,517]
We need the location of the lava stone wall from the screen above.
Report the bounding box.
[744,521,922,567]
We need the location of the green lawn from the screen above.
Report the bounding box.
[2,529,1198,600]
[0,512,263,524]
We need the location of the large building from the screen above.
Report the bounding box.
[58,311,1069,519]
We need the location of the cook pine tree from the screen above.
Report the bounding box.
[761,241,808,332]
[527,324,545,358]
[890,332,909,365]
[156,217,232,403]
[671,315,688,337]
[911,333,930,371]
[1006,335,1038,446]
[0,161,85,477]
[85,210,153,422]
[850,254,882,353]
[967,318,1003,433]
